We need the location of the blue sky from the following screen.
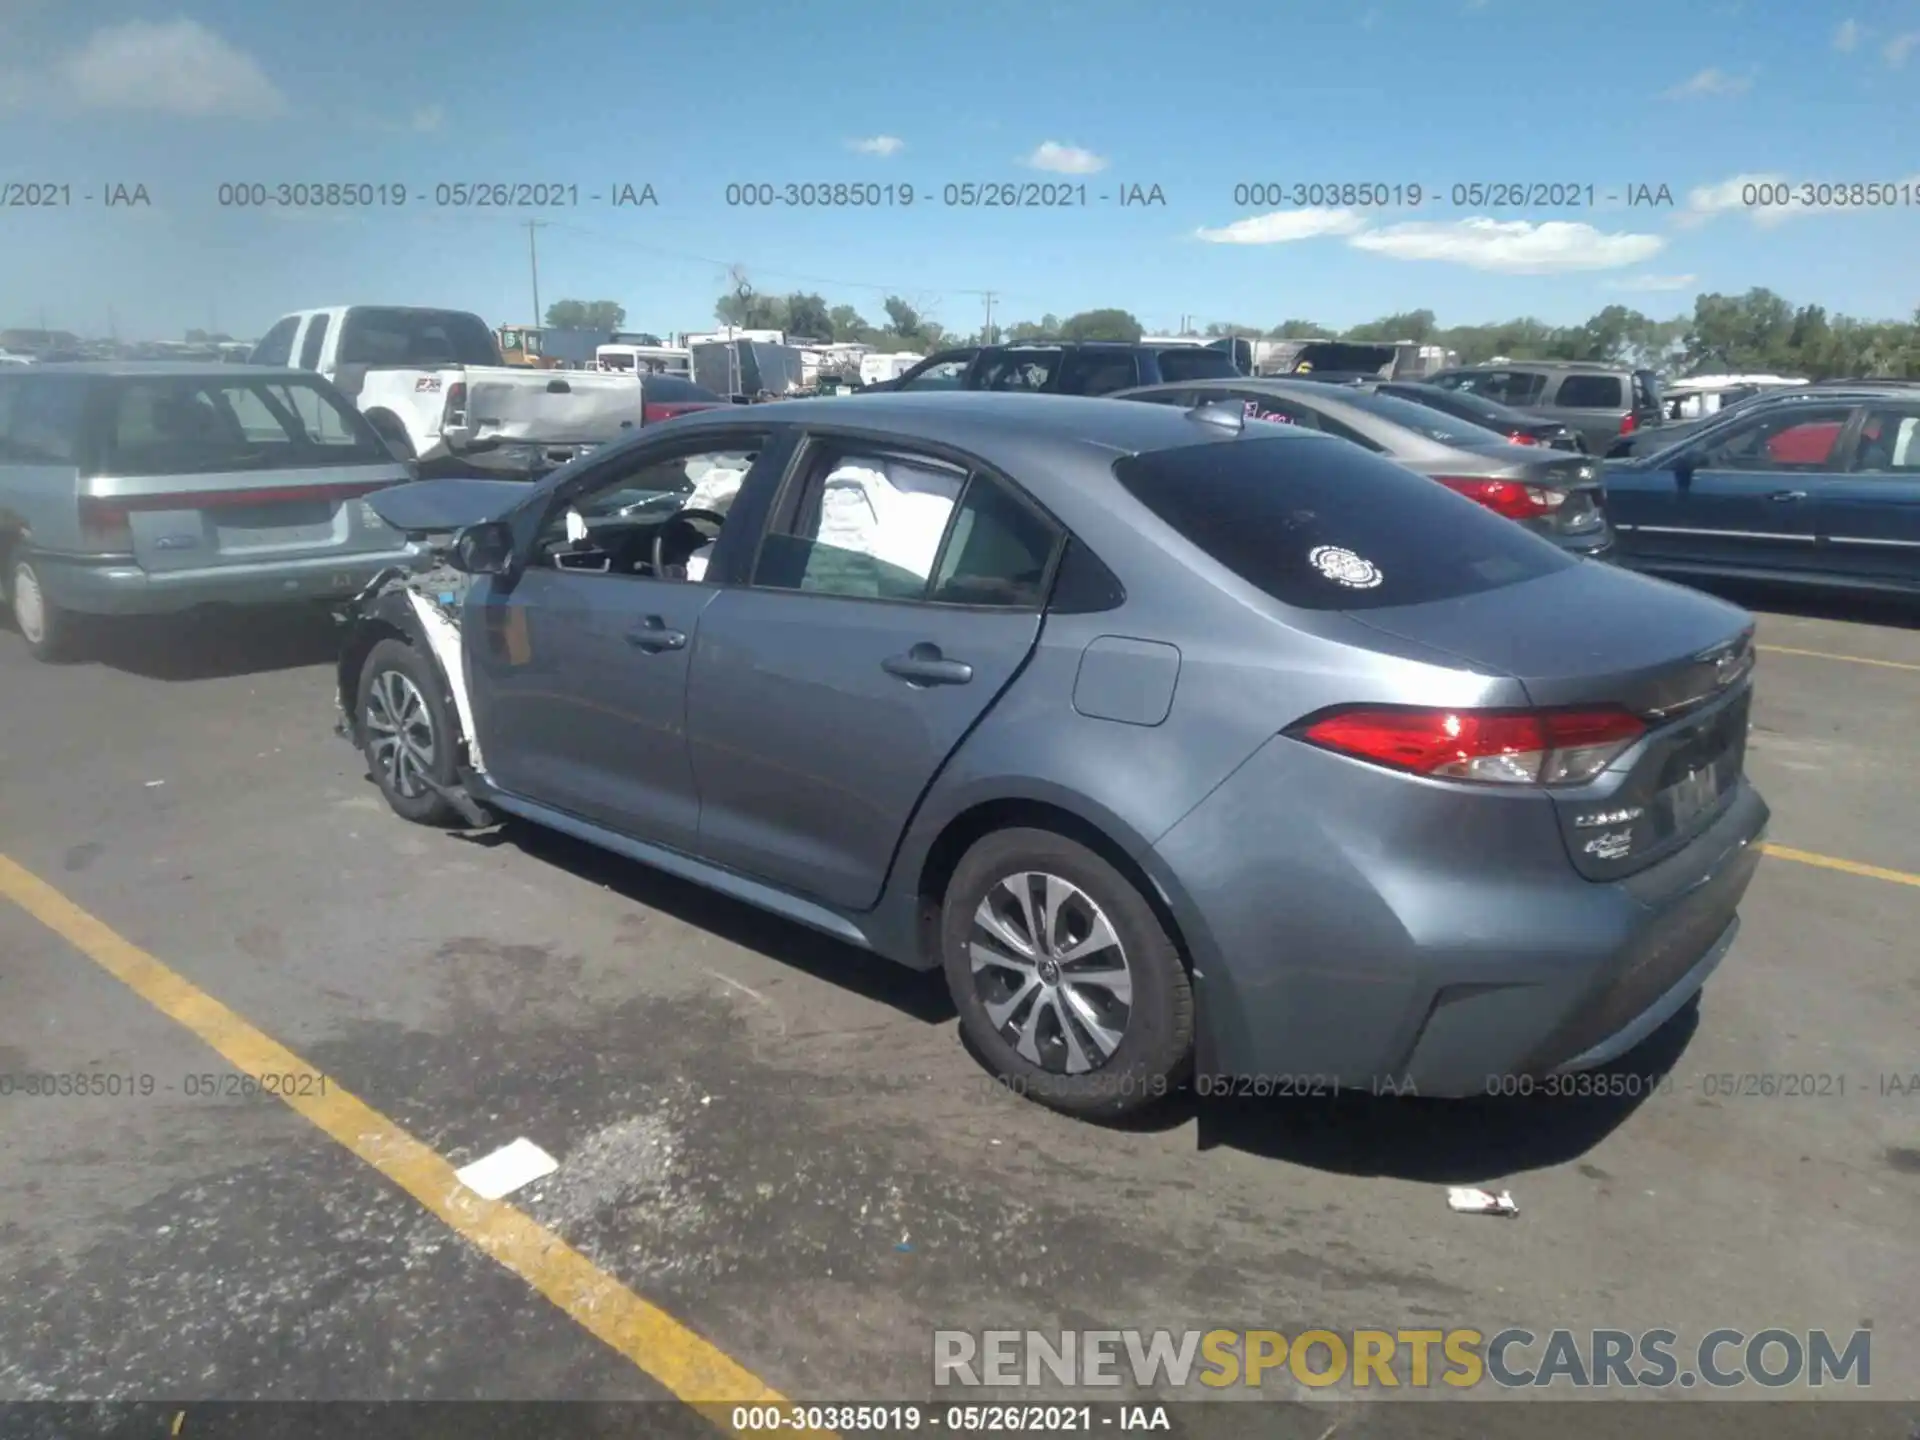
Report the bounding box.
[2,0,1916,343]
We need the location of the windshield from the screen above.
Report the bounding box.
[1339,389,1512,447]
[337,308,501,367]
[95,375,390,475]
[1114,437,1572,611]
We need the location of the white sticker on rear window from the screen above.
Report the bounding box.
[1308,545,1383,588]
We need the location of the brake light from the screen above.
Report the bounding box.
[1295,706,1647,786]
[1619,412,1637,435]
[77,495,133,552]
[1506,430,1540,445]
[1431,475,1560,520]
[443,381,468,428]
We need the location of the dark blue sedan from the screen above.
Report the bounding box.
[1605,390,1920,597]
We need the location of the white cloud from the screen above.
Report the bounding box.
[1607,273,1698,292]
[1195,208,1369,244]
[1664,66,1753,97]
[1022,141,1107,175]
[848,134,905,157]
[1833,18,1862,51]
[59,18,286,117]
[1883,30,1920,65]
[1677,171,1782,226]
[1349,218,1664,273]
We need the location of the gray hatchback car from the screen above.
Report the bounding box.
[0,362,416,661]
[336,392,1769,1117]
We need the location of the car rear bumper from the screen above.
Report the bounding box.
[1148,734,1769,1097]
[33,547,424,616]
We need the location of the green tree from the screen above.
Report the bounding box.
[784,292,834,340]
[1268,319,1334,339]
[1059,308,1143,343]
[882,296,925,341]
[545,299,626,330]
[1344,309,1436,343]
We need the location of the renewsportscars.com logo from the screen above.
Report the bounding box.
[933,1328,1873,1391]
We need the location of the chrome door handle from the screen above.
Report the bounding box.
[1768,490,1808,502]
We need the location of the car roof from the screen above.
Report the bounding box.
[3,361,311,380]
[657,389,1329,471]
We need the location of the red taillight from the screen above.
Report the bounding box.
[1506,430,1540,445]
[1295,706,1646,786]
[77,495,133,552]
[1431,475,1559,520]
[1619,412,1637,435]
[443,381,468,427]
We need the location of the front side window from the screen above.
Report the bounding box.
[895,351,977,391]
[1697,405,1857,471]
[535,440,765,579]
[99,377,387,475]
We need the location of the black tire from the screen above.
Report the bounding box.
[6,552,82,663]
[367,413,416,462]
[357,637,462,826]
[941,827,1193,1118]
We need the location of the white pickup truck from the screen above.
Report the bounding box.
[252,305,646,478]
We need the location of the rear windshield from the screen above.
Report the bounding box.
[1113,436,1574,611]
[644,376,723,403]
[1155,348,1241,383]
[1338,389,1510,447]
[97,376,390,476]
[336,308,500,367]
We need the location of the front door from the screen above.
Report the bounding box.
[686,437,1062,910]
[466,432,773,851]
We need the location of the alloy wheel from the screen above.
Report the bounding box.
[364,668,436,800]
[969,871,1133,1074]
[11,564,46,646]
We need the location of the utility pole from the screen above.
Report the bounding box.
[527,220,548,327]
[981,291,997,344]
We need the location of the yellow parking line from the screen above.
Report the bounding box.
[1761,844,1920,890]
[0,854,821,1438]
[1758,644,1920,673]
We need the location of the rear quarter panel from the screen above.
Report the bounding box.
[0,460,83,552]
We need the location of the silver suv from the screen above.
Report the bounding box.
[1426,362,1665,455]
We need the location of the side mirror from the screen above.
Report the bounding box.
[450,520,515,575]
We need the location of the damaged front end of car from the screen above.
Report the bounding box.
[333,480,525,828]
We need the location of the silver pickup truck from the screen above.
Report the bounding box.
[0,362,417,661]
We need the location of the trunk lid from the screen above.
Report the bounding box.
[1449,447,1610,543]
[363,476,530,536]
[91,462,410,574]
[1351,563,1757,878]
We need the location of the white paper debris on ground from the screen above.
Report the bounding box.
[1447,1186,1519,1217]
[144,780,165,788]
[455,1138,559,1200]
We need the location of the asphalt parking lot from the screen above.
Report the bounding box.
[1,581,1917,1430]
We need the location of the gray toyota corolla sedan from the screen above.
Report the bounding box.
[336,391,1768,1118]
[1116,377,1613,557]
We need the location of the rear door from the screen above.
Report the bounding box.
[976,347,1065,394]
[1815,401,1920,588]
[686,435,1061,909]
[1608,403,1858,575]
[888,349,980,392]
[84,373,410,574]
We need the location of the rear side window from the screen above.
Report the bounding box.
[1113,437,1574,611]
[99,376,388,475]
[1155,348,1241,383]
[0,375,87,464]
[1554,374,1625,408]
[978,349,1061,392]
[250,317,299,367]
[1438,370,1547,406]
[1058,351,1138,396]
